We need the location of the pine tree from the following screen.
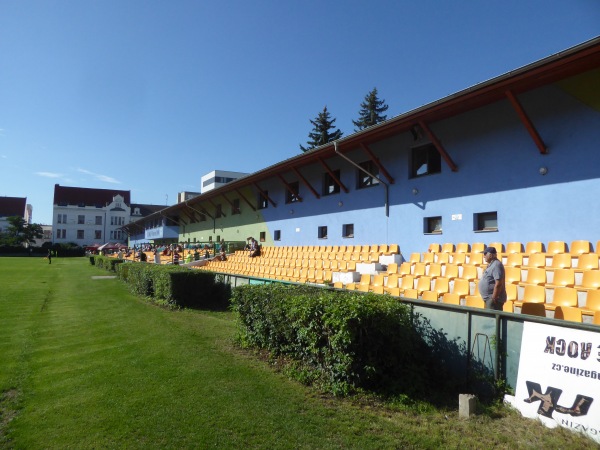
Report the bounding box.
[300,106,343,152]
[352,87,389,132]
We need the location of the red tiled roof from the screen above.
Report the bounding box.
[0,196,26,218]
[53,184,131,207]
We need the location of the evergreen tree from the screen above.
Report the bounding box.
[352,87,389,131]
[300,106,343,152]
[2,216,43,246]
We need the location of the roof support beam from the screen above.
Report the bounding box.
[418,121,458,172]
[208,198,226,218]
[292,167,320,199]
[505,89,548,155]
[360,143,395,184]
[277,174,303,202]
[235,188,257,212]
[318,157,349,193]
[253,183,277,208]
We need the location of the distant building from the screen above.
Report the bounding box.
[52,184,163,246]
[0,196,27,233]
[200,170,248,194]
[177,191,200,203]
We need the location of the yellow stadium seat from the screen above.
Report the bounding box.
[554,306,583,323]
[516,285,546,308]
[546,269,575,289]
[505,242,523,255]
[594,310,600,326]
[522,253,547,270]
[471,243,485,254]
[454,242,470,254]
[441,243,455,254]
[402,288,418,299]
[428,243,441,253]
[398,275,415,294]
[409,252,421,263]
[465,296,484,308]
[549,253,572,270]
[570,240,591,256]
[422,252,435,264]
[518,268,547,287]
[452,253,467,266]
[386,263,398,275]
[545,287,578,311]
[467,252,484,267]
[574,253,599,272]
[547,241,567,255]
[427,263,443,279]
[435,252,450,264]
[503,300,514,313]
[442,293,460,305]
[488,242,504,254]
[384,274,399,293]
[421,290,439,302]
[505,253,524,268]
[413,263,427,278]
[432,277,450,297]
[581,290,600,316]
[461,265,479,283]
[399,262,412,276]
[576,270,600,291]
[524,241,543,256]
[416,276,432,295]
[443,263,460,280]
[452,278,471,300]
[505,266,522,285]
[521,302,547,317]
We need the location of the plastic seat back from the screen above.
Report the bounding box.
[550,253,572,269]
[550,269,575,288]
[465,296,484,308]
[442,293,460,305]
[522,285,546,303]
[505,242,523,254]
[551,287,578,308]
[576,253,599,271]
[506,253,523,267]
[525,241,543,255]
[421,291,438,302]
[555,306,582,323]
[547,241,566,255]
[581,270,600,289]
[505,266,521,284]
[523,268,546,285]
[455,243,470,254]
[570,240,591,255]
[525,253,546,269]
[521,302,546,317]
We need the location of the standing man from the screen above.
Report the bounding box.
[479,247,506,310]
[47,249,52,265]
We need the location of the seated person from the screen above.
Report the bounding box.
[248,238,260,258]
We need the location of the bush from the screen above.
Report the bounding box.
[230,284,435,396]
[93,255,124,272]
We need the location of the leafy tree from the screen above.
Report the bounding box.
[3,216,43,246]
[352,87,389,131]
[300,106,343,152]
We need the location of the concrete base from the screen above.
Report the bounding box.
[459,394,477,419]
[332,271,361,284]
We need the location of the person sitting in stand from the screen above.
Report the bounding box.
[194,249,200,261]
[248,237,260,258]
[173,250,180,265]
[217,247,227,261]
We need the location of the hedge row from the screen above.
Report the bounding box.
[230,284,436,396]
[92,257,230,309]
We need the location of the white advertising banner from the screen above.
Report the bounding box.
[507,321,600,442]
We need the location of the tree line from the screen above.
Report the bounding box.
[299,87,389,152]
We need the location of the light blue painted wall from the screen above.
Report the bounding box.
[257,79,600,258]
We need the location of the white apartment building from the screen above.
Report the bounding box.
[200,170,248,194]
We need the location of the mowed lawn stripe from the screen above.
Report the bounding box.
[1,258,403,449]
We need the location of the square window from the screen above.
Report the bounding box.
[285,181,300,204]
[78,215,85,224]
[259,232,266,242]
[410,143,441,178]
[258,191,269,209]
[424,216,442,234]
[323,170,341,196]
[274,230,281,241]
[77,230,84,239]
[474,211,498,232]
[342,224,354,238]
[232,198,241,215]
[357,161,379,189]
[318,226,328,239]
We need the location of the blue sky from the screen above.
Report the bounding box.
[1,0,598,225]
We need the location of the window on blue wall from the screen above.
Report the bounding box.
[323,170,341,196]
[258,191,269,209]
[474,211,498,232]
[318,226,328,239]
[357,161,379,189]
[285,181,300,204]
[424,216,442,234]
[342,224,354,238]
[410,143,441,178]
[274,230,281,241]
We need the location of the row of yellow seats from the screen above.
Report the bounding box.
[207,255,359,273]
[427,240,600,257]
[506,267,600,291]
[260,244,399,256]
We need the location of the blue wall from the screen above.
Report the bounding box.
[258,77,600,258]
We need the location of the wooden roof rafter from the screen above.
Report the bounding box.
[359,143,395,184]
[418,121,458,172]
[318,157,349,193]
[277,174,303,202]
[292,167,320,199]
[505,89,548,154]
[207,198,226,218]
[234,188,257,211]
[253,183,277,208]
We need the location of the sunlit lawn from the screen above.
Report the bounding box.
[0,257,592,449]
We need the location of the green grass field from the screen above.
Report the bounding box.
[0,257,592,449]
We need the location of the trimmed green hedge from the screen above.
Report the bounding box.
[93,255,124,272]
[106,262,229,309]
[230,284,435,396]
